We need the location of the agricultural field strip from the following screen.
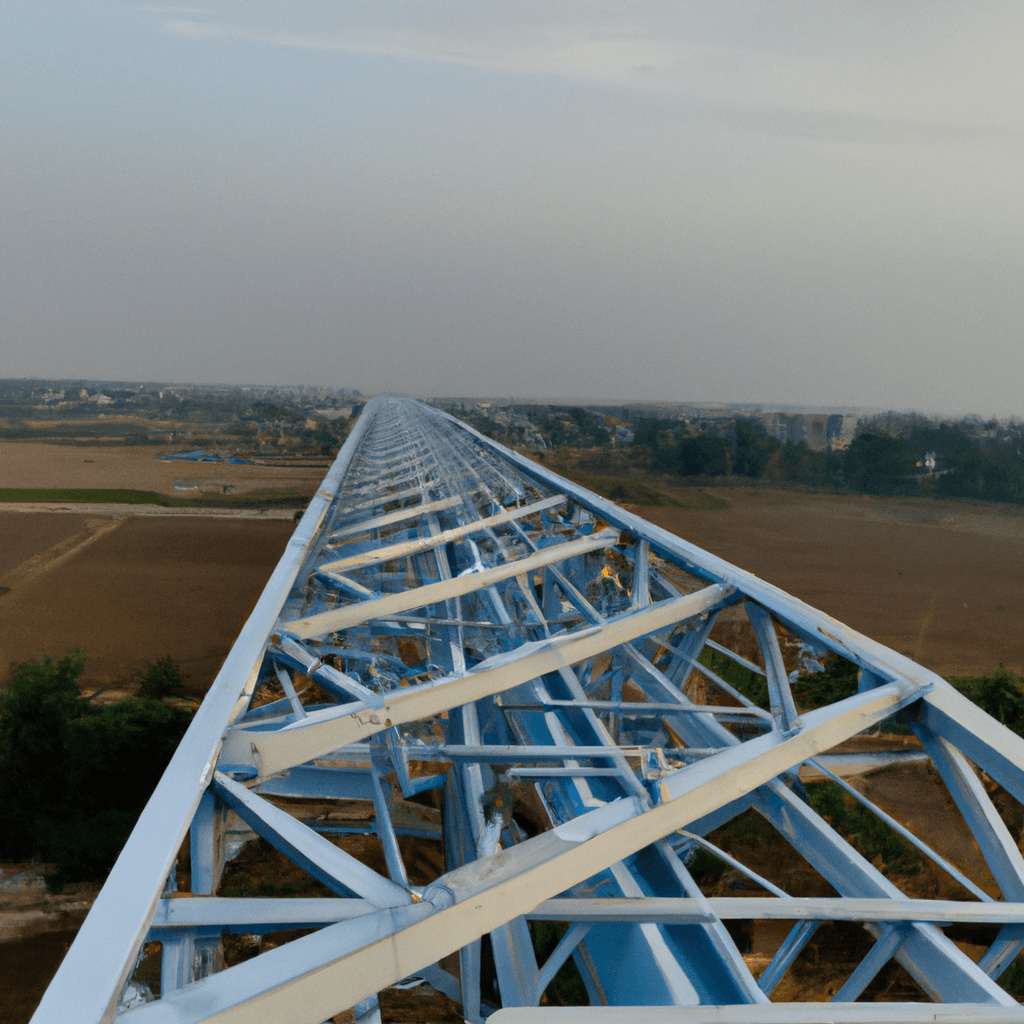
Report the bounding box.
[150,896,1024,930]
[0,502,300,519]
[317,493,566,573]
[0,518,122,593]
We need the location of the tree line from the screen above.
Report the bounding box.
[632,413,1024,504]
[0,652,194,887]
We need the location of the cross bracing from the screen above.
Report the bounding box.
[32,396,1024,1023]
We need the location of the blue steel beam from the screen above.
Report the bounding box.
[32,397,1024,1023]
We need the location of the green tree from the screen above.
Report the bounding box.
[0,650,88,860]
[844,433,915,494]
[0,650,194,882]
[675,433,730,476]
[733,419,781,477]
[936,448,1024,505]
[140,655,184,698]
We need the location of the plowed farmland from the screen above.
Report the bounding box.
[640,486,1024,679]
[0,513,293,690]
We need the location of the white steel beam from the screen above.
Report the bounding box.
[282,531,616,639]
[319,494,566,573]
[233,587,732,777]
[121,679,926,1023]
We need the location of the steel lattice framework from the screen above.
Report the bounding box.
[33,397,1024,1024]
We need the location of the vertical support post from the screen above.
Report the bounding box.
[190,789,226,896]
[459,940,483,1023]
[186,788,226,989]
[160,931,195,995]
[160,930,223,993]
[490,916,541,1008]
[542,566,561,621]
[353,992,382,1023]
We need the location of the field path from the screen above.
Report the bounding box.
[0,518,123,597]
[0,514,294,689]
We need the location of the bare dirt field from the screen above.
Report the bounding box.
[0,512,97,578]
[2,484,1019,690]
[0,442,328,496]
[0,514,294,690]
[641,486,1024,679]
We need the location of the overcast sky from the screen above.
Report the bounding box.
[3,3,1023,416]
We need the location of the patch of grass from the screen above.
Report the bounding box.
[790,657,860,711]
[807,780,923,875]
[715,809,774,845]
[0,487,309,509]
[564,473,683,507]
[0,487,180,505]
[218,838,333,899]
[949,666,1024,738]
[688,847,731,880]
[530,920,589,1005]
[699,648,770,710]
[997,953,1024,998]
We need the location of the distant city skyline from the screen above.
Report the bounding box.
[3,4,1024,417]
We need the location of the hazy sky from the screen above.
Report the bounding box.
[3,3,1023,416]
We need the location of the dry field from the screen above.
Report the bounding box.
[642,486,1024,679]
[0,441,328,496]
[2,483,1020,689]
[0,441,325,687]
[0,513,294,690]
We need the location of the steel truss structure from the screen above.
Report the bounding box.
[34,397,1024,1023]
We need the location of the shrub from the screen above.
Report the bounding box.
[950,666,1024,737]
[140,655,184,698]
